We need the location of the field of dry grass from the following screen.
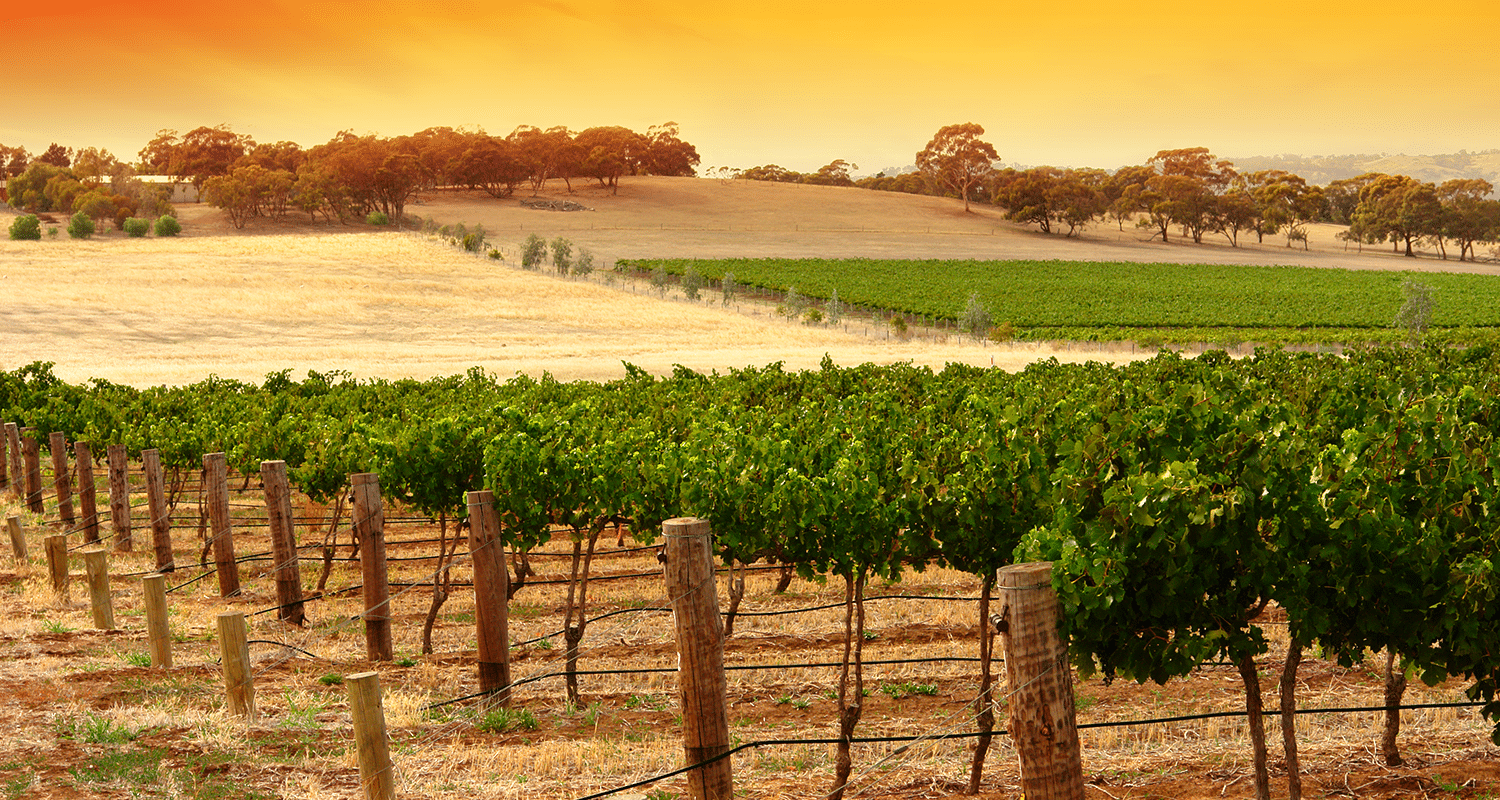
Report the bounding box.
[3,474,1498,800]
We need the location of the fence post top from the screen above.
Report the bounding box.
[350,472,380,485]
[997,561,1054,588]
[217,610,245,621]
[662,517,710,534]
[347,670,379,683]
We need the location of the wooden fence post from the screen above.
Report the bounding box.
[217,611,256,719]
[260,460,306,625]
[203,453,241,597]
[21,428,43,514]
[143,574,172,668]
[142,449,174,572]
[6,515,25,565]
[4,423,22,499]
[351,473,391,662]
[347,671,397,800]
[0,420,8,494]
[107,444,132,551]
[466,490,510,701]
[45,535,69,597]
[997,561,1084,800]
[663,517,733,800]
[74,442,100,544]
[49,432,75,529]
[85,549,115,630]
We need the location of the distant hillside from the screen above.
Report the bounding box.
[1227,151,1500,189]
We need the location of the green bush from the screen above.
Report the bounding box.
[683,265,703,300]
[366,211,389,226]
[122,217,151,238]
[550,237,573,273]
[8,214,41,240]
[154,216,181,237]
[575,248,594,276]
[67,211,95,239]
[521,234,547,269]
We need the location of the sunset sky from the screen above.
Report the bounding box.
[6,0,1498,174]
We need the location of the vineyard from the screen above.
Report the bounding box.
[3,349,1500,799]
[617,258,1500,346]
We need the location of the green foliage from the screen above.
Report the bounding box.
[826,288,843,324]
[782,286,805,319]
[154,215,181,236]
[550,236,572,273]
[521,233,546,269]
[67,210,95,239]
[122,217,151,237]
[70,748,163,785]
[122,651,152,667]
[318,673,343,686]
[7,214,40,240]
[476,707,539,734]
[721,271,738,305]
[682,264,703,300]
[960,291,992,341]
[880,682,938,700]
[366,210,389,225]
[650,264,669,293]
[574,247,594,276]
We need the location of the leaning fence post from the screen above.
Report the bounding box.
[107,444,132,551]
[142,449,174,572]
[74,441,100,544]
[217,611,256,719]
[997,561,1085,800]
[347,671,397,800]
[662,516,733,800]
[143,573,173,668]
[203,453,241,597]
[6,515,26,565]
[49,432,75,529]
[351,473,391,662]
[45,534,69,597]
[466,489,510,702]
[85,549,115,630]
[21,428,43,514]
[260,460,305,625]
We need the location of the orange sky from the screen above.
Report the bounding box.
[5,0,1499,173]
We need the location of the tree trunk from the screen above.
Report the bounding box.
[507,547,532,600]
[563,527,602,705]
[774,562,794,594]
[829,570,866,800]
[1382,650,1407,766]
[723,559,746,640]
[422,512,461,655]
[967,574,996,794]
[1281,641,1304,800]
[1237,653,1271,800]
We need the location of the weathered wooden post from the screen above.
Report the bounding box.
[217,611,256,719]
[84,549,115,630]
[662,517,733,800]
[0,420,8,494]
[997,561,1085,800]
[48,432,75,529]
[203,453,241,597]
[351,473,391,662]
[4,423,23,498]
[143,574,172,668]
[74,442,100,544]
[347,671,397,800]
[466,490,510,701]
[107,444,132,551]
[21,428,43,514]
[45,535,69,597]
[260,460,305,625]
[142,449,174,572]
[6,515,25,565]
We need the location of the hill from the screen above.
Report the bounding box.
[1227,151,1500,190]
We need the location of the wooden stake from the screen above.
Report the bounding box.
[662,517,733,800]
[49,432,75,528]
[84,549,115,630]
[0,420,8,494]
[21,428,43,514]
[466,490,510,701]
[6,515,25,565]
[203,453,241,597]
[3,422,21,498]
[74,442,100,544]
[142,449,174,572]
[997,561,1084,800]
[143,574,172,668]
[107,444,132,551]
[217,611,256,719]
[351,473,391,662]
[260,461,305,625]
[45,535,69,597]
[346,671,397,800]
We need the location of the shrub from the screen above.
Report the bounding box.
[476,707,539,734]
[67,211,95,239]
[462,229,486,253]
[47,226,59,238]
[8,214,41,240]
[366,211,389,225]
[682,265,703,300]
[827,289,843,324]
[154,216,181,236]
[550,237,573,273]
[891,314,910,338]
[574,248,594,276]
[782,286,805,320]
[122,217,151,238]
[991,321,1015,342]
[803,307,824,325]
[521,234,547,269]
[488,248,502,260]
[960,291,993,342]
[649,264,670,293]
[721,272,738,306]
